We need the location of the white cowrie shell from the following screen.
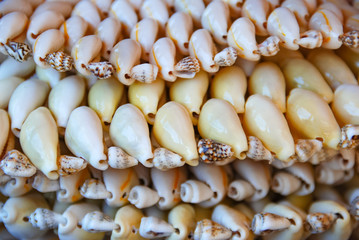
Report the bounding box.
[227,179,256,201]
[309,9,343,49]
[128,185,160,209]
[303,0,316,14]
[242,0,270,36]
[244,94,295,161]
[72,35,102,76]
[189,29,219,73]
[36,65,65,88]
[167,204,196,240]
[130,63,159,83]
[128,77,165,125]
[32,171,60,193]
[87,0,113,17]
[65,106,108,171]
[33,29,66,68]
[110,0,138,35]
[0,176,32,197]
[140,217,175,239]
[151,167,187,210]
[8,79,50,137]
[128,0,144,10]
[198,98,248,160]
[0,57,35,80]
[153,101,199,166]
[201,0,230,45]
[166,12,193,55]
[111,205,144,239]
[153,148,185,170]
[150,37,177,82]
[20,107,59,180]
[60,16,89,52]
[110,39,141,85]
[0,77,24,109]
[32,1,73,18]
[267,7,300,50]
[318,2,343,24]
[282,0,310,30]
[227,17,260,61]
[131,18,159,61]
[1,193,49,240]
[0,0,33,17]
[174,0,205,27]
[0,12,29,55]
[27,10,65,45]
[110,104,153,167]
[0,109,10,158]
[332,84,359,126]
[140,0,169,31]
[96,18,122,60]
[88,77,124,125]
[48,75,86,133]
[72,0,101,33]
[180,180,214,204]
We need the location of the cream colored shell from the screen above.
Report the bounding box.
[332,84,359,126]
[96,17,122,60]
[242,0,270,36]
[0,77,24,109]
[166,12,193,55]
[72,0,101,32]
[20,107,59,180]
[110,0,138,35]
[60,16,88,52]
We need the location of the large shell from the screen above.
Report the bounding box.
[287,88,341,149]
[281,58,333,103]
[88,77,124,126]
[65,106,108,170]
[170,70,209,125]
[140,0,169,30]
[149,37,177,82]
[111,205,144,239]
[282,0,310,29]
[128,77,165,125]
[96,17,122,60]
[242,0,270,36]
[110,0,138,35]
[227,17,260,61]
[110,39,141,85]
[8,79,50,137]
[0,109,10,158]
[210,66,247,113]
[32,1,73,18]
[72,1,101,32]
[131,18,159,61]
[60,16,88,52]
[332,84,359,126]
[249,62,286,112]
[48,75,86,133]
[153,101,199,166]
[201,0,230,45]
[174,0,205,27]
[20,107,59,180]
[0,0,33,17]
[0,77,24,109]
[168,204,196,240]
[166,12,193,55]
[244,94,295,161]
[198,98,248,160]
[110,104,153,167]
[189,29,219,73]
[0,56,35,80]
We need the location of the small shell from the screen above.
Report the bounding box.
[139,216,175,239]
[86,61,114,79]
[57,168,90,203]
[130,63,158,83]
[80,179,111,199]
[26,10,64,45]
[194,219,232,240]
[0,150,36,178]
[166,12,193,55]
[267,7,300,50]
[110,0,138,35]
[131,18,159,61]
[140,0,169,30]
[108,146,138,169]
[199,98,248,159]
[33,29,65,68]
[197,139,234,163]
[252,212,291,235]
[305,212,337,234]
[257,36,280,56]
[295,139,323,162]
[170,70,209,125]
[9,79,50,137]
[180,180,213,204]
[110,39,141,85]
[214,47,237,67]
[72,1,101,32]
[227,179,256,201]
[297,30,323,49]
[242,0,270,36]
[28,208,66,230]
[45,51,73,72]
[339,124,359,149]
[110,104,153,167]
[340,30,359,48]
[246,136,274,161]
[0,176,32,197]
[80,211,119,233]
[201,0,230,45]
[271,171,302,196]
[96,17,122,60]
[65,106,108,170]
[31,171,60,193]
[57,155,88,176]
[128,186,160,209]
[20,107,59,180]
[286,163,314,195]
[189,29,219,73]
[227,17,260,61]
[174,56,200,78]
[0,109,10,158]
[309,9,343,49]
[210,66,247,113]
[153,148,185,170]
[111,205,144,239]
[174,0,205,27]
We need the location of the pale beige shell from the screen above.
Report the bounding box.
[0,57,35,80]
[166,12,193,55]
[111,205,144,239]
[110,104,154,167]
[332,84,359,126]
[174,0,205,27]
[170,70,209,125]
[282,0,310,29]
[20,107,59,180]
[72,0,101,32]
[32,1,73,18]
[0,77,24,109]
[242,0,270,36]
[0,109,10,158]
[96,17,122,60]
[60,16,89,52]
[110,0,138,35]
[167,204,196,240]
[140,0,169,30]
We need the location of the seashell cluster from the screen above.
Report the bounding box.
[1,0,359,239]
